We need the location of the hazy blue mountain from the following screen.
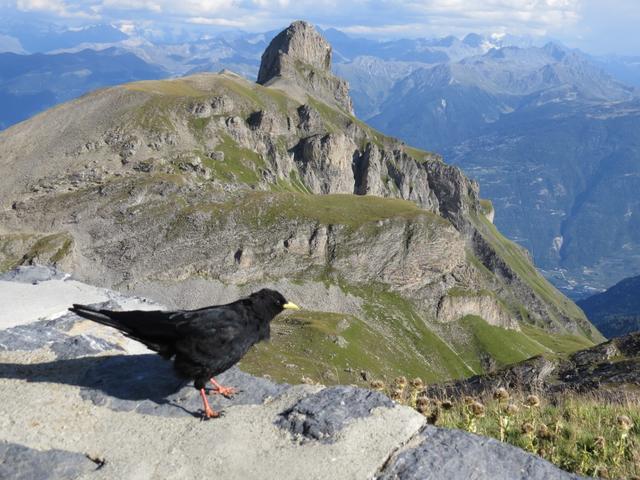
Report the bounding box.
[578,275,640,337]
[361,43,639,296]
[368,43,635,149]
[593,54,640,88]
[0,48,167,128]
[0,23,127,53]
[444,99,640,297]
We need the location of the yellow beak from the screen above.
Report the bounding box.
[283,302,301,310]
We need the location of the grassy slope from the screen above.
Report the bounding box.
[240,295,592,386]
[471,210,602,341]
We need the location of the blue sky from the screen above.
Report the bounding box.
[1,0,639,55]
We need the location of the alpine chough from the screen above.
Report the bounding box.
[69,289,300,418]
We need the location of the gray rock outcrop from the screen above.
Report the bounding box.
[257,21,354,113]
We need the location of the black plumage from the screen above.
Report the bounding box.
[69,288,299,418]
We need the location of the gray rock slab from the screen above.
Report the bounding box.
[0,314,123,358]
[79,356,288,417]
[277,385,394,442]
[0,271,161,330]
[377,425,583,480]
[0,441,100,480]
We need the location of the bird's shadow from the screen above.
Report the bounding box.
[0,354,183,398]
[0,353,287,417]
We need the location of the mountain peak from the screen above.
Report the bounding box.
[257,20,353,113]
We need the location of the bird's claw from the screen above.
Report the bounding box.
[202,408,222,420]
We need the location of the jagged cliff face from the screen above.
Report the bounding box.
[0,22,601,384]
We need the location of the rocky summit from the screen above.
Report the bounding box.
[0,268,583,480]
[257,20,354,114]
[0,21,600,388]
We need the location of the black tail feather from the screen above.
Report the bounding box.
[68,304,173,356]
[69,304,129,332]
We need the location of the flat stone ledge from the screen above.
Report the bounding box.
[276,385,394,442]
[0,441,100,480]
[377,425,584,480]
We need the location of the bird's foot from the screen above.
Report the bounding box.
[199,387,222,420]
[211,385,237,398]
[209,378,238,398]
[203,406,221,419]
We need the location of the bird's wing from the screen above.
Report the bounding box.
[173,305,248,339]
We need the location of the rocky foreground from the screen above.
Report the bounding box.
[0,267,583,479]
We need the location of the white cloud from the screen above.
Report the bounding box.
[6,0,636,54]
[187,16,246,26]
[16,0,97,17]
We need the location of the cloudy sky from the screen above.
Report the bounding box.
[2,0,639,55]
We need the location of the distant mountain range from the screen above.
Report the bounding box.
[578,275,640,338]
[1,22,639,298]
[0,48,167,129]
[363,42,640,297]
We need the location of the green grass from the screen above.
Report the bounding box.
[436,315,591,374]
[253,192,427,228]
[270,170,313,194]
[0,232,73,271]
[390,386,640,479]
[175,190,435,232]
[460,315,552,367]
[126,78,208,97]
[240,285,594,387]
[402,145,440,163]
[239,289,476,386]
[240,310,407,384]
[0,233,37,271]
[520,324,595,354]
[187,116,212,137]
[202,134,266,185]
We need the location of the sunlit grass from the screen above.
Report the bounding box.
[372,379,640,479]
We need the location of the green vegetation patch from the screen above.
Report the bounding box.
[0,232,73,271]
[205,191,434,231]
[520,324,595,354]
[461,315,552,367]
[125,79,208,97]
[240,310,402,385]
[479,198,494,216]
[390,386,640,479]
[203,134,266,185]
[239,287,475,386]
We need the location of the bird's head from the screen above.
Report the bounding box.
[249,288,300,320]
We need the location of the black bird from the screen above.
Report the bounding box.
[69,289,300,418]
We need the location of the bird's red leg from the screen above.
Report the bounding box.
[210,378,237,398]
[199,388,220,419]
